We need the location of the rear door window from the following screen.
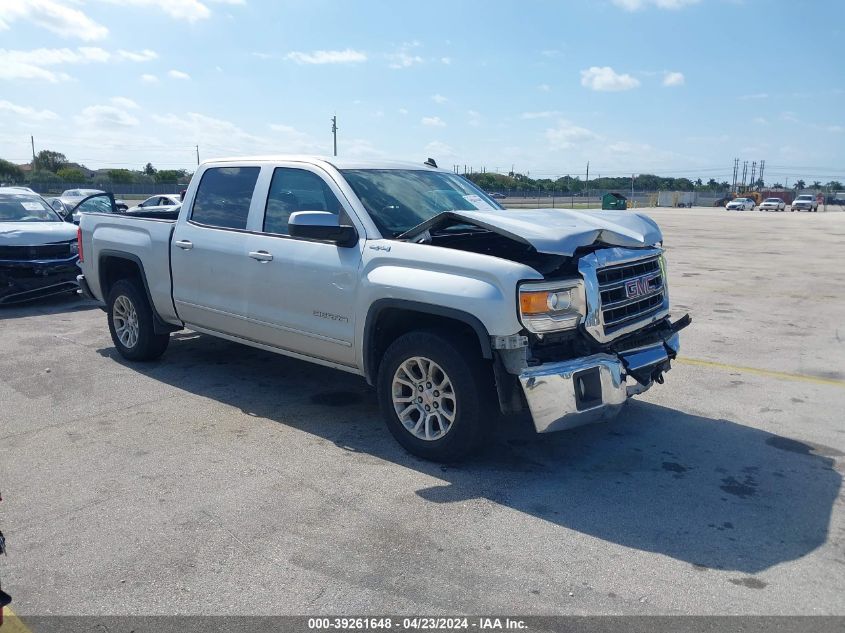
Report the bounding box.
[191,167,260,230]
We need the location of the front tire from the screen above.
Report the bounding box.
[377,330,492,462]
[107,279,169,361]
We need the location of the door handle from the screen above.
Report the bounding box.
[175,240,193,250]
[248,250,273,262]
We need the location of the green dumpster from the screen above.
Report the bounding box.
[602,192,628,210]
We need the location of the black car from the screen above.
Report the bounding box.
[0,191,80,304]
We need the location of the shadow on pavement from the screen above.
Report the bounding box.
[99,332,842,575]
[0,291,99,321]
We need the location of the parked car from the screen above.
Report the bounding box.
[0,190,80,304]
[759,197,786,212]
[51,189,128,222]
[791,194,818,212]
[77,156,689,462]
[726,197,755,211]
[126,194,182,215]
[0,186,36,194]
[487,192,506,199]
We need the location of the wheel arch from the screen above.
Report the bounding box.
[362,299,493,385]
[98,250,180,334]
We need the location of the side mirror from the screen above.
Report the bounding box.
[288,211,357,247]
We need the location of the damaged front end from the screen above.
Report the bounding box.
[486,240,689,433]
[0,242,80,305]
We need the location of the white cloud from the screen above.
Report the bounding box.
[285,49,367,64]
[739,93,769,100]
[110,96,139,109]
[545,120,597,149]
[140,73,158,83]
[521,111,561,120]
[398,108,408,115]
[421,116,446,127]
[387,42,424,69]
[0,100,58,121]
[168,69,191,80]
[117,49,158,62]
[662,71,685,86]
[752,117,768,125]
[0,46,159,82]
[440,57,451,65]
[580,66,640,91]
[431,94,448,104]
[424,141,456,159]
[100,0,211,22]
[537,83,551,92]
[0,0,108,41]
[0,47,107,82]
[76,104,140,128]
[827,125,844,133]
[612,0,700,10]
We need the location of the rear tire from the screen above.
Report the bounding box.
[107,279,169,361]
[377,330,493,462]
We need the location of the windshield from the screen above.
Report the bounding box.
[0,194,61,222]
[796,195,813,201]
[341,169,504,237]
[765,198,781,202]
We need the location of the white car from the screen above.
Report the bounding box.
[127,194,182,214]
[791,194,818,212]
[759,197,786,212]
[726,197,755,211]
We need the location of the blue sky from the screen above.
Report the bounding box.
[1,0,843,184]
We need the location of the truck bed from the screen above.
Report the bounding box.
[79,212,180,323]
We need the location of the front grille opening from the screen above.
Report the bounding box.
[596,258,660,285]
[573,368,603,411]
[595,255,666,336]
[0,243,73,260]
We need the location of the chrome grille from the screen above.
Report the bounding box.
[597,255,665,333]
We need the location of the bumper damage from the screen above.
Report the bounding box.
[0,257,79,305]
[519,316,689,433]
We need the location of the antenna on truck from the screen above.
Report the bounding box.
[424,157,438,168]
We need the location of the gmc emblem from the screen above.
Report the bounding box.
[625,273,660,299]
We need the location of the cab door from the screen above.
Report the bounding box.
[170,165,261,339]
[242,165,363,367]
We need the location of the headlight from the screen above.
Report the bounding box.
[518,279,586,334]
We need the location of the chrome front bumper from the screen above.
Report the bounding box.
[518,333,680,433]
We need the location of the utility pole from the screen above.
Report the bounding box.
[631,174,635,201]
[30,135,36,163]
[732,158,739,193]
[195,145,200,165]
[750,161,757,189]
[759,159,765,186]
[585,161,590,198]
[331,115,338,157]
[741,161,748,191]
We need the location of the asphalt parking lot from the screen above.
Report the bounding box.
[1,207,843,617]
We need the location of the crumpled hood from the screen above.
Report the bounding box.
[445,208,662,256]
[0,221,78,246]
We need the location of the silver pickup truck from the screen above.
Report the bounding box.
[77,156,689,461]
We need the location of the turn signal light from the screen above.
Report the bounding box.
[77,226,83,262]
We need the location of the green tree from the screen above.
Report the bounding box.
[754,178,764,189]
[155,169,187,184]
[144,162,157,176]
[811,181,822,189]
[106,169,135,183]
[0,158,24,183]
[794,179,806,190]
[56,167,86,182]
[772,182,784,189]
[825,180,843,190]
[28,169,62,183]
[33,150,67,173]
